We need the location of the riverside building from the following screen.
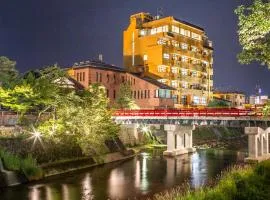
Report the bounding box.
[123,12,214,107]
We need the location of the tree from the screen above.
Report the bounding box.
[116,83,138,109]
[235,0,270,68]
[38,84,120,155]
[208,99,230,108]
[0,56,18,88]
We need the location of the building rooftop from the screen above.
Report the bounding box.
[214,90,246,95]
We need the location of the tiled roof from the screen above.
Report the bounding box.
[72,60,126,72]
[131,73,176,90]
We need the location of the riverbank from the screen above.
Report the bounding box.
[152,159,270,200]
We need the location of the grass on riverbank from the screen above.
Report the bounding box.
[152,160,270,200]
[0,148,43,181]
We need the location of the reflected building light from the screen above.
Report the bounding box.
[108,169,125,199]
[135,160,140,188]
[62,184,70,200]
[191,152,206,188]
[29,186,40,200]
[46,186,53,200]
[141,154,149,193]
[165,158,175,186]
[82,173,92,200]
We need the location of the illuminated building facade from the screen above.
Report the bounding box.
[68,60,175,109]
[123,12,214,107]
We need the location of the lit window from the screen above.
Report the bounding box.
[201,97,206,105]
[158,79,167,84]
[182,82,188,88]
[163,53,170,59]
[143,54,148,61]
[181,56,188,62]
[193,96,200,104]
[191,71,197,77]
[172,25,179,34]
[158,65,167,72]
[191,32,201,40]
[181,69,188,76]
[172,54,178,60]
[181,29,191,37]
[150,28,157,35]
[181,43,188,50]
[191,46,197,52]
[172,40,179,48]
[140,30,146,36]
[157,38,167,45]
[162,25,168,32]
[171,67,179,74]
[157,26,163,33]
[171,80,178,88]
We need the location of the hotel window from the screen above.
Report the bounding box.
[172,40,179,48]
[157,38,167,45]
[121,76,125,83]
[171,80,178,88]
[157,26,163,33]
[113,90,116,99]
[141,91,143,99]
[193,96,200,105]
[181,56,188,62]
[143,54,148,61]
[171,67,178,74]
[113,74,116,83]
[140,29,146,36]
[180,29,190,37]
[158,79,167,84]
[79,73,82,81]
[182,82,188,89]
[158,65,167,73]
[76,73,80,81]
[191,71,197,77]
[82,72,85,81]
[163,53,170,59]
[201,97,206,105]
[162,25,168,32]
[148,90,150,98]
[134,91,136,99]
[172,54,178,60]
[144,90,147,98]
[191,32,201,40]
[181,43,188,50]
[150,28,157,35]
[191,46,197,52]
[107,74,110,83]
[106,89,109,98]
[172,25,179,34]
[181,69,188,76]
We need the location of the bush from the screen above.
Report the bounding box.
[0,148,43,181]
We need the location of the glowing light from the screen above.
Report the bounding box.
[141,125,149,133]
[27,125,44,149]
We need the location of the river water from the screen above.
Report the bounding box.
[0,149,246,200]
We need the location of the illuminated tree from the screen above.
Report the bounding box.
[116,83,138,109]
[207,99,230,108]
[0,56,18,88]
[235,0,270,68]
[38,84,120,155]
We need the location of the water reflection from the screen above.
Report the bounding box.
[2,149,245,200]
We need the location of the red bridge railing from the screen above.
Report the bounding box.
[114,109,260,117]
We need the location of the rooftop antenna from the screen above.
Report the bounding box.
[98,54,103,62]
[156,7,164,19]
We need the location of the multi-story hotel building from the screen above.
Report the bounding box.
[123,12,214,107]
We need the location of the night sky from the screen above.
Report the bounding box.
[0,0,269,95]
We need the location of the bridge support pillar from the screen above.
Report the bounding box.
[163,125,196,156]
[245,127,270,162]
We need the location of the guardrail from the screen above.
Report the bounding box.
[114,109,261,117]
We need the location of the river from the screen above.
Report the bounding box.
[0,149,246,200]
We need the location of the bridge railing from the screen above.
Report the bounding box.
[114,109,260,117]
